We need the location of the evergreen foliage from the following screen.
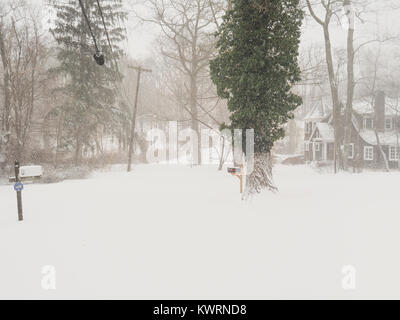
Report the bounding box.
[49,0,126,163]
[210,0,303,154]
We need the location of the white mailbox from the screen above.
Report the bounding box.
[19,166,43,178]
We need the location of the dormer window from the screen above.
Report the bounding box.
[385,118,393,131]
[364,118,374,130]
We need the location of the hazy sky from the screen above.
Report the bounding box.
[33,0,400,62]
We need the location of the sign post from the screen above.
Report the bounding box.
[14,161,23,221]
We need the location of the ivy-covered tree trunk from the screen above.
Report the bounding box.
[244,152,276,198]
[210,0,303,196]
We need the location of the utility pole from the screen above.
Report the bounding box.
[127,65,152,172]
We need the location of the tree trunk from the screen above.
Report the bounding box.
[244,152,277,199]
[343,0,355,171]
[190,74,202,164]
[0,26,11,133]
[323,24,343,173]
[0,25,11,171]
[75,134,82,166]
[375,130,390,172]
[218,136,225,171]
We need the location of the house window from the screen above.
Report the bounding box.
[385,118,393,131]
[389,146,400,161]
[348,143,354,159]
[305,142,310,152]
[364,146,374,161]
[364,118,374,130]
[314,142,320,152]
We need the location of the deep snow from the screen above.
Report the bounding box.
[1,164,400,299]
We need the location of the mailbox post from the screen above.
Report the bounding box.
[14,161,23,221]
[228,164,244,194]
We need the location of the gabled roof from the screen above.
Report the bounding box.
[308,122,334,143]
[304,100,330,121]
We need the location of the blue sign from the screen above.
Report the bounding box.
[14,182,24,192]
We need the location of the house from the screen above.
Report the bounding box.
[304,91,400,169]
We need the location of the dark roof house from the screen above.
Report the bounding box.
[304,92,400,169]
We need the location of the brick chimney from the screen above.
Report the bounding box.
[375,91,385,132]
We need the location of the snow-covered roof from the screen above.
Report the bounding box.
[353,98,400,116]
[308,123,334,142]
[359,130,400,146]
[385,98,400,116]
[303,97,400,119]
[304,100,330,121]
[316,123,334,142]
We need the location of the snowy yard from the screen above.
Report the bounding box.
[1,164,400,299]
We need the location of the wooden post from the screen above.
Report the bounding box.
[14,160,23,221]
[228,165,244,194]
[239,164,243,194]
[127,65,152,172]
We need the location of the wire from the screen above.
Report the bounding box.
[95,0,122,73]
[78,0,100,55]
[95,0,113,54]
[78,0,132,104]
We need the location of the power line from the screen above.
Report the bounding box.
[95,0,113,56]
[78,0,104,65]
[78,0,98,53]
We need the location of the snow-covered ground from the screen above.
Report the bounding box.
[1,164,400,299]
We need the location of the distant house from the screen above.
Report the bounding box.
[304,92,400,169]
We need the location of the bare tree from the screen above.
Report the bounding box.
[305,0,344,173]
[0,0,26,174]
[134,0,225,164]
[305,0,398,172]
[0,3,14,174]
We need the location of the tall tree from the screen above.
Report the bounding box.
[305,0,344,173]
[305,0,397,172]
[210,0,303,195]
[0,1,19,174]
[137,0,225,164]
[0,1,49,168]
[49,0,126,165]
